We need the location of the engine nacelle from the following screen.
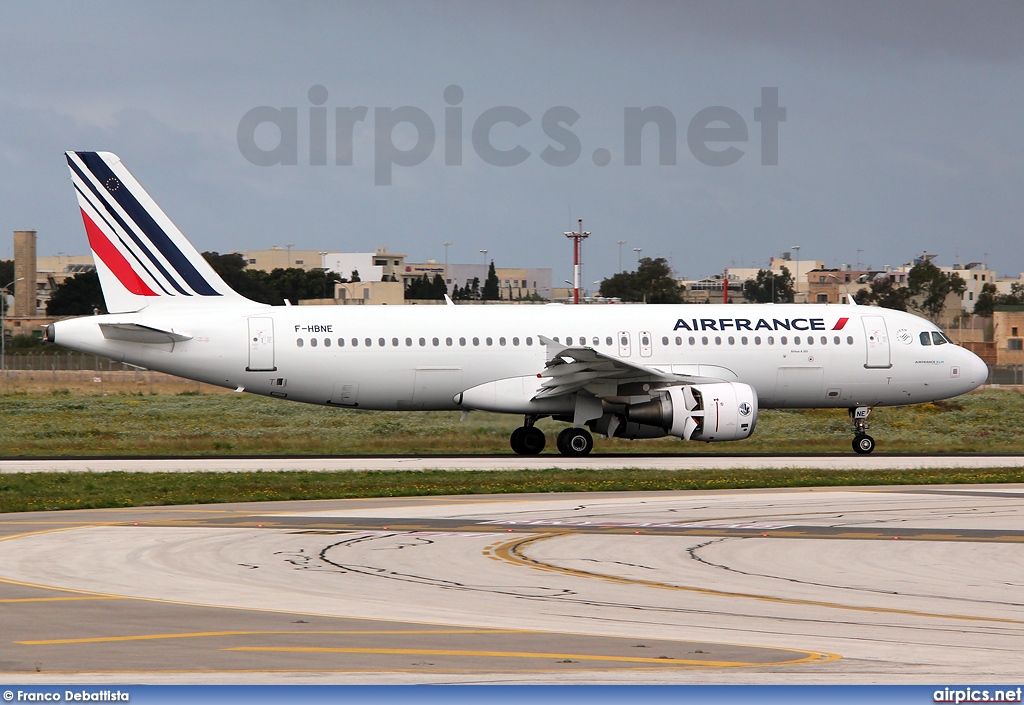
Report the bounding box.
[624,383,758,442]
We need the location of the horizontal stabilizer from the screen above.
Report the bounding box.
[99,323,193,344]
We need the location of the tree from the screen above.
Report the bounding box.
[861,276,911,311]
[350,269,361,282]
[599,257,682,304]
[973,282,998,317]
[46,270,106,316]
[481,261,500,300]
[405,273,446,300]
[0,259,13,317]
[741,266,793,303]
[907,260,966,321]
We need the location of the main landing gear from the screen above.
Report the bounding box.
[509,417,595,456]
[850,406,875,454]
[556,427,594,456]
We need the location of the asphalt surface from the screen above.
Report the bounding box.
[2,484,1024,684]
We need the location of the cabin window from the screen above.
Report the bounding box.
[780,336,788,345]
[378,338,385,347]
[592,337,599,346]
[689,337,696,345]
[526,337,533,346]
[419,337,426,346]
[566,336,573,345]
[513,337,520,346]
[701,336,708,345]
[445,337,453,346]
[794,336,801,345]
[820,336,827,345]
[296,338,304,348]
[338,338,345,347]
[846,336,854,345]
[405,337,412,347]
[833,336,840,345]
[365,338,372,347]
[459,337,466,346]
[473,337,480,346]
[741,336,748,345]
[715,336,722,345]
[606,336,613,345]
[310,338,318,348]
[392,338,399,347]
[324,338,331,348]
[662,336,669,346]
[619,335,628,346]
[486,337,493,346]
[499,337,506,346]
[351,338,358,347]
[767,336,774,345]
[641,334,650,346]
[728,336,735,345]
[754,336,761,345]
[675,336,682,345]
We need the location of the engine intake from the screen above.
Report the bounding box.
[624,382,758,442]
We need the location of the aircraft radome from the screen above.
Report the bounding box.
[47,152,989,455]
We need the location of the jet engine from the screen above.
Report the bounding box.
[624,383,758,442]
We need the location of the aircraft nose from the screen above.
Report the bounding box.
[963,348,989,389]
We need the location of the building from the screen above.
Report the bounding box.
[805,267,871,304]
[232,247,326,272]
[402,262,552,300]
[993,307,1024,366]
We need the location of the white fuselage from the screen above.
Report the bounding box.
[52,302,988,411]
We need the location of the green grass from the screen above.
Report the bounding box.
[3,467,1024,513]
[1,387,1022,456]
[2,388,1023,513]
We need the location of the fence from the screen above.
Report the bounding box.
[2,351,139,372]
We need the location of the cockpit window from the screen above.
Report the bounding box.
[920,332,932,346]
[931,331,947,346]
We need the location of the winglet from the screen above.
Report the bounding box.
[444,294,455,306]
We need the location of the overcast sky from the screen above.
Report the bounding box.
[2,1,1022,285]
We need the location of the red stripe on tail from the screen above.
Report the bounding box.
[80,209,157,296]
[832,317,849,330]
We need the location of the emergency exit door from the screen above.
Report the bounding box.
[247,317,276,371]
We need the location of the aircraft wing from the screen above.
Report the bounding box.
[534,335,727,400]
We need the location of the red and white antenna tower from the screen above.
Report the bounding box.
[564,218,590,304]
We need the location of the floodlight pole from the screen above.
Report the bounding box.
[564,218,590,305]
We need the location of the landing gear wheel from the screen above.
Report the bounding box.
[852,434,875,454]
[556,427,594,456]
[511,426,546,455]
[520,427,546,454]
[510,427,525,454]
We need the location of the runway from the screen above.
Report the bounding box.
[2,484,1023,684]
[3,453,1024,472]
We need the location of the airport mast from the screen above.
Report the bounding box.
[564,218,590,304]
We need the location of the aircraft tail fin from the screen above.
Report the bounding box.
[65,151,254,313]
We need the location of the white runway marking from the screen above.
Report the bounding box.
[2,454,1024,473]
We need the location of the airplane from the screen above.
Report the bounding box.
[47,151,989,456]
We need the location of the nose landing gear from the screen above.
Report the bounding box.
[850,406,875,454]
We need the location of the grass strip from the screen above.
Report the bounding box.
[3,467,1024,513]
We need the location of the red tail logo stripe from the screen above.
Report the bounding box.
[80,209,158,297]
[833,317,849,330]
